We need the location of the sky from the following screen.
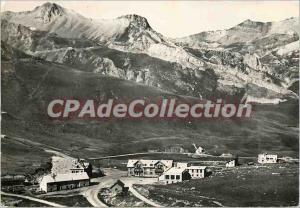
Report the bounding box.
[1,1,299,38]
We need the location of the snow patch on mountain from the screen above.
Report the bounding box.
[246,95,287,104]
[276,40,299,55]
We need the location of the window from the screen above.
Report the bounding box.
[171,175,175,179]
[176,175,180,180]
[166,175,169,179]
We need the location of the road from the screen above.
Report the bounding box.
[84,178,112,207]
[1,191,66,207]
[4,135,72,158]
[122,177,162,207]
[83,168,162,207]
[83,168,126,207]
[89,152,173,160]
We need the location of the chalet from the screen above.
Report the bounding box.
[258,153,278,164]
[159,167,191,184]
[127,159,173,177]
[187,166,207,178]
[51,156,93,177]
[39,172,90,193]
[226,158,238,167]
[109,180,129,196]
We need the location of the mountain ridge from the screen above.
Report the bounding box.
[1,2,299,101]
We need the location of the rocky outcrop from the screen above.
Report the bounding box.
[1,2,298,100]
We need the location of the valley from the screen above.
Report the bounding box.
[0,2,299,207]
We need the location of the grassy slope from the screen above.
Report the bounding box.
[1,49,299,174]
[1,196,49,207]
[137,164,299,207]
[1,138,52,175]
[42,195,92,207]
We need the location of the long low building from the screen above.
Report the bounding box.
[40,172,90,193]
[127,159,173,177]
[258,153,278,164]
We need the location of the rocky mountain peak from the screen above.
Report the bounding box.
[237,19,265,28]
[118,14,151,30]
[34,2,65,23]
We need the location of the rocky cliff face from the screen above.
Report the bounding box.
[1,2,298,101]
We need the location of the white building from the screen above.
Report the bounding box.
[258,153,278,164]
[187,166,207,178]
[127,160,173,177]
[159,167,191,184]
[226,158,238,167]
[193,143,205,155]
[174,162,188,168]
[51,156,91,174]
[39,172,90,193]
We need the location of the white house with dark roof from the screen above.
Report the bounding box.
[158,167,191,184]
[127,159,173,177]
[51,156,92,177]
[39,172,90,193]
[226,158,238,167]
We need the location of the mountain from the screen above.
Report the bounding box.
[1,43,298,168]
[1,3,299,175]
[1,3,168,48]
[176,18,298,48]
[2,2,298,102]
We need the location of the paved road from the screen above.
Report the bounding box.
[1,191,66,207]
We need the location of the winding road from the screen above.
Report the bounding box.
[83,169,126,207]
[83,177,113,207]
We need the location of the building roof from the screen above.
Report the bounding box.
[51,156,89,174]
[127,159,173,168]
[127,159,138,168]
[187,166,207,170]
[41,172,89,184]
[175,162,188,168]
[163,167,187,175]
[110,179,125,189]
[258,153,278,157]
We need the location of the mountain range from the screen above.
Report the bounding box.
[1,2,299,174]
[2,2,299,101]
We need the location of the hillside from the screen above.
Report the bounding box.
[2,3,298,102]
[1,3,299,175]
